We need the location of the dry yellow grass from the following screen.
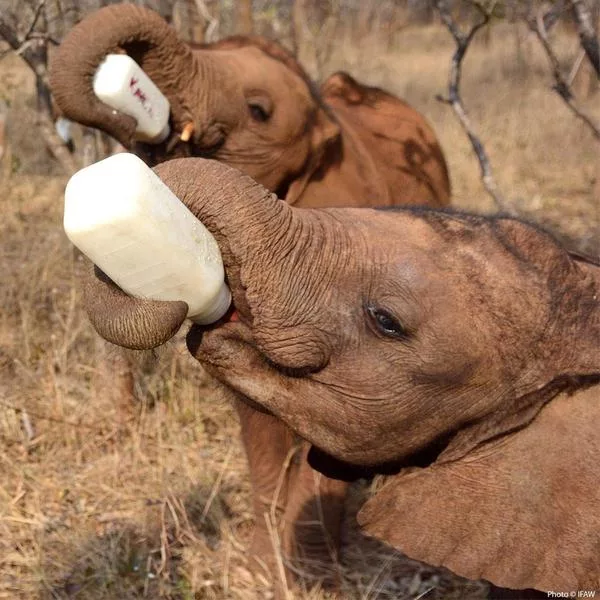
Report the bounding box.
[0,19,598,600]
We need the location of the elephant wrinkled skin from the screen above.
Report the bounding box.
[49,5,450,208]
[50,4,452,585]
[83,159,599,595]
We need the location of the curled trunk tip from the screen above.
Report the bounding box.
[50,4,194,146]
[85,267,188,350]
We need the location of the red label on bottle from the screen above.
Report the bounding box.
[129,77,154,118]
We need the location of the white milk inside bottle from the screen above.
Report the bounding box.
[93,54,171,143]
[63,153,231,325]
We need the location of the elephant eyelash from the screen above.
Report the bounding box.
[264,356,319,379]
[366,305,411,341]
[248,102,271,122]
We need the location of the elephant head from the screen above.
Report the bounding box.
[81,158,600,593]
[50,5,453,208]
[49,4,339,199]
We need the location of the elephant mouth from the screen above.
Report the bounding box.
[185,300,246,358]
[185,298,311,381]
[133,128,226,167]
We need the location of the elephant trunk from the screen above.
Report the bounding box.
[49,4,195,147]
[83,159,296,350]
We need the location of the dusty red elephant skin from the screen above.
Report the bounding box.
[49,4,451,590]
[81,158,600,595]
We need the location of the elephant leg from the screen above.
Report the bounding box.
[234,398,297,587]
[280,441,348,590]
[235,399,347,594]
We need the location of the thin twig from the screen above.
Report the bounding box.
[24,31,60,45]
[194,0,219,42]
[269,443,299,528]
[434,0,509,212]
[528,6,600,140]
[542,0,570,32]
[570,0,600,78]
[567,47,587,85]
[200,445,233,522]
[0,15,22,49]
[415,586,436,600]
[22,0,47,42]
[0,396,172,448]
[0,397,110,432]
[20,409,35,442]
[0,0,48,53]
[0,15,49,86]
[0,2,78,173]
[264,511,293,600]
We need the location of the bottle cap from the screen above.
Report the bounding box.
[189,282,232,325]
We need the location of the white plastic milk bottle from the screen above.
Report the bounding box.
[63,153,231,325]
[93,54,171,143]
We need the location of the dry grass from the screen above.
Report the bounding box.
[0,19,598,600]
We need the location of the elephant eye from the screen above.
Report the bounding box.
[248,99,272,122]
[366,305,409,340]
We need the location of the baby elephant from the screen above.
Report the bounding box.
[51,6,451,581]
[83,159,599,594]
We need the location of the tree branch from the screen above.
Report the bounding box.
[434,0,509,213]
[570,0,600,78]
[542,0,570,32]
[22,0,46,42]
[0,0,79,174]
[0,15,22,49]
[567,47,587,85]
[194,0,219,42]
[0,5,50,87]
[528,6,600,140]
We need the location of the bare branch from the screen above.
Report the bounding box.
[22,0,47,42]
[570,0,600,78]
[194,0,219,42]
[0,8,50,87]
[36,84,80,173]
[528,7,600,140]
[0,1,78,174]
[0,14,22,49]
[434,0,509,213]
[567,48,587,85]
[542,0,570,32]
[0,0,47,49]
[20,409,35,443]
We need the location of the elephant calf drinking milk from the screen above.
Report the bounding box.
[81,158,600,596]
[49,4,450,209]
[50,3,451,582]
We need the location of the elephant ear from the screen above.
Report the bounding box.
[320,71,374,105]
[203,36,341,205]
[357,385,600,592]
[320,71,451,207]
[284,105,340,205]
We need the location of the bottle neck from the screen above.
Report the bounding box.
[189,281,232,325]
